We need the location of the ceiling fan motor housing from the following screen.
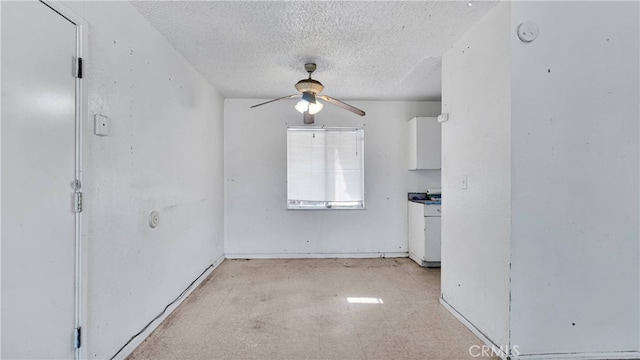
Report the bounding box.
[295,78,324,95]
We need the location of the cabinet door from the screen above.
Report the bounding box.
[408,117,441,170]
[425,216,441,262]
[408,202,426,261]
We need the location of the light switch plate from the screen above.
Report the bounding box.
[94,114,110,136]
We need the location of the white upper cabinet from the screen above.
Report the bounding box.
[408,116,441,170]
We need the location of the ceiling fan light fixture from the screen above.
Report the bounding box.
[295,100,309,113]
[308,101,323,115]
[295,99,323,115]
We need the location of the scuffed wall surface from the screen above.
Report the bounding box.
[510,1,640,356]
[62,2,225,358]
[442,1,640,358]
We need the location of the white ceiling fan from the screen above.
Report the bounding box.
[250,63,366,124]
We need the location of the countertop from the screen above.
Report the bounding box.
[409,199,441,205]
[408,192,441,205]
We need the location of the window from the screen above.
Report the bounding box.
[287,127,364,209]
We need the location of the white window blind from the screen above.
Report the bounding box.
[287,127,364,209]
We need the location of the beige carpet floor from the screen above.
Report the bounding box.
[128,258,498,360]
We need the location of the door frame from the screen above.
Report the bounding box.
[38,2,88,359]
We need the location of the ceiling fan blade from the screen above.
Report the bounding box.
[303,111,315,124]
[250,94,301,108]
[318,95,365,116]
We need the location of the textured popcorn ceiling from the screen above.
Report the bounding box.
[131,1,498,101]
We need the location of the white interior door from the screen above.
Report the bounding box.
[2,1,78,358]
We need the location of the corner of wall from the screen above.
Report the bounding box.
[440,0,512,349]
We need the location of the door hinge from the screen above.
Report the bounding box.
[76,57,83,79]
[74,327,81,349]
[74,192,83,213]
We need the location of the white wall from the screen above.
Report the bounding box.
[509,1,639,357]
[224,99,440,257]
[442,1,640,359]
[440,2,512,349]
[61,2,225,358]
